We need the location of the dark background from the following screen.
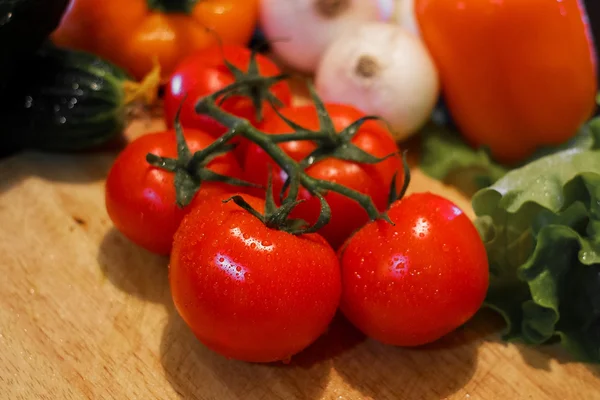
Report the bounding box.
[584,0,600,114]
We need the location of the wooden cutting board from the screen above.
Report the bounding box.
[1,104,600,399]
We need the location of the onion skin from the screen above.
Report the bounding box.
[315,22,439,142]
[393,0,420,37]
[259,0,383,73]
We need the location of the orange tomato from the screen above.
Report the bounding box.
[52,0,259,81]
[415,0,598,164]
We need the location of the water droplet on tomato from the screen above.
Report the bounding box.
[219,257,225,263]
[442,244,449,252]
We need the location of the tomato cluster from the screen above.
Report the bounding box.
[104,45,489,363]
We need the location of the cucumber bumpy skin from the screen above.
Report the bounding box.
[0,44,155,154]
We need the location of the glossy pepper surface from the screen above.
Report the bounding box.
[415,0,598,164]
[51,0,259,80]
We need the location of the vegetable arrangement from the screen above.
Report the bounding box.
[102,43,490,362]
[3,0,599,371]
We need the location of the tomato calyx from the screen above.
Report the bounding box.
[217,48,290,124]
[225,170,332,235]
[146,0,198,14]
[146,108,259,208]
[271,85,398,198]
[273,85,395,166]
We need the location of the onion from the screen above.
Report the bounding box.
[259,0,385,73]
[315,22,439,142]
[393,0,419,37]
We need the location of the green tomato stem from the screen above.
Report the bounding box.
[195,93,387,232]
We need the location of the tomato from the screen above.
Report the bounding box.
[52,0,259,80]
[243,103,404,250]
[415,0,597,164]
[169,193,342,362]
[164,45,293,161]
[338,192,489,346]
[105,128,242,255]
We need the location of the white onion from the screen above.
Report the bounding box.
[393,0,419,37]
[259,0,385,73]
[315,22,439,142]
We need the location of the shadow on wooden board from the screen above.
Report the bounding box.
[159,307,482,400]
[330,312,493,400]
[517,343,600,379]
[160,313,333,400]
[0,148,120,195]
[98,228,170,305]
[98,222,600,400]
[97,228,481,399]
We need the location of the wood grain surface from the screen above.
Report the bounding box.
[1,110,600,400]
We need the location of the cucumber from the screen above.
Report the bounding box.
[0,44,155,154]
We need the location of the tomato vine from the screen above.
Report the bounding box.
[151,73,412,234]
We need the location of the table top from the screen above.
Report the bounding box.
[1,113,599,400]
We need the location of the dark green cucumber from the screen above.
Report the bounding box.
[0,0,69,93]
[1,44,134,153]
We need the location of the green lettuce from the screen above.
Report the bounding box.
[418,118,600,195]
[418,125,507,196]
[472,144,600,362]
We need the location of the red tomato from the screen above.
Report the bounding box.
[105,129,242,255]
[243,104,404,250]
[338,192,489,346]
[169,193,342,363]
[163,45,293,161]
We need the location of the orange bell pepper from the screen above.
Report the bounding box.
[415,0,598,164]
[52,0,259,81]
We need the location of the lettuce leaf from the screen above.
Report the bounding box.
[418,125,508,196]
[418,118,600,196]
[472,146,600,362]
